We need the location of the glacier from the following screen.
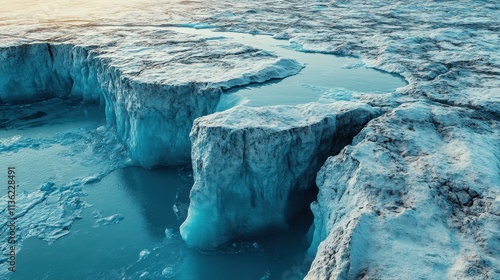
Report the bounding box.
[0,37,303,167]
[1,0,499,279]
[180,102,378,249]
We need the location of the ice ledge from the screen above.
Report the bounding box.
[180,102,379,249]
[0,42,303,167]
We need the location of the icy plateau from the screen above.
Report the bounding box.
[0,0,499,279]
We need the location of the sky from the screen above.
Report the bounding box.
[0,0,157,24]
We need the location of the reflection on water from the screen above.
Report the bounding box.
[13,166,311,280]
[3,100,311,280]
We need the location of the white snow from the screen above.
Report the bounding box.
[93,214,124,227]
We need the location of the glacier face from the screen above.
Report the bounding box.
[0,36,303,167]
[180,102,378,249]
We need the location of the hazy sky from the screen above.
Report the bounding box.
[0,0,159,23]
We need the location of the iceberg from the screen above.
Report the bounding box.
[180,102,378,249]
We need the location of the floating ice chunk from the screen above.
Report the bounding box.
[161,267,175,278]
[81,175,101,185]
[164,228,176,240]
[260,271,272,280]
[0,180,86,267]
[91,210,102,219]
[94,214,124,227]
[172,202,188,222]
[139,249,151,261]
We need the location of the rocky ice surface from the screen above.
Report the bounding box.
[181,102,378,249]
[0,0,499,279]
[307,103,500,279]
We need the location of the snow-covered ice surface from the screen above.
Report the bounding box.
[165,27,407,108]
[307,103,500,279]
[0,0,499,279]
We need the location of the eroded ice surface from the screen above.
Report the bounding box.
[0,24,405,168]
[307,103,500,279]
[166,27,407,108]
[0,38,302,168]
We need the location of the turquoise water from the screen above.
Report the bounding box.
[1,100,310,280]
[12,166,311,280]
[167,27,407,108]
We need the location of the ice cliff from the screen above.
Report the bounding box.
[180,102,378,249]
[0,36,302,167]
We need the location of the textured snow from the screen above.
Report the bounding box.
[168,0,499,115]
[181,102,377,249]
[307,103,500,279]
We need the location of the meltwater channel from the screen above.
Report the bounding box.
[1,27,406,280]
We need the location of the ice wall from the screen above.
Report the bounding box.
[180,102,378,249]
[0,44,98,103]
[0,43,302,167]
